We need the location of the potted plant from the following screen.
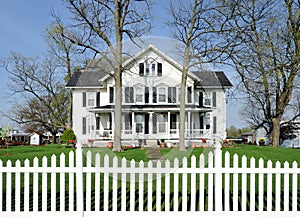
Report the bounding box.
[160,139,166,148]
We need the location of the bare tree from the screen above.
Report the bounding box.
[1,53,68,143]
[46,24,85,129]
[223,0,300,146]
[168,0,231,150]
[54,0,152,151]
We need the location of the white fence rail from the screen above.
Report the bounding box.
[0,142,299,217]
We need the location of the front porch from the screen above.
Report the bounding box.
[89,109,213,147]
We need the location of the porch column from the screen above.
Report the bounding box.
[132,112,135,140]
[187,111,191,139]
[149,112,153,135]
[111,111,114,139]
[167,111,171,140]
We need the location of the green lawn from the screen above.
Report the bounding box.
[0,143,299,166]
[1,144,299,211]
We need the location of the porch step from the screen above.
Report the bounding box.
[146,140,158,147]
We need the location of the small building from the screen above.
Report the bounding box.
[30,132,43,146]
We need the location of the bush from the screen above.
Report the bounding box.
[60,129,76,144]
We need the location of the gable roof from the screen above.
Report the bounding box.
[191,71,233,88]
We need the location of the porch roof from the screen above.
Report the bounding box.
[88,104,212,113]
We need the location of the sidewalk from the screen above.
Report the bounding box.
[147,147,165,161]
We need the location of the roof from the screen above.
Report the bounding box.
[191,71,233,88]
[66,69,108,88]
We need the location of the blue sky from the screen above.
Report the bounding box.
[0,0,244,129]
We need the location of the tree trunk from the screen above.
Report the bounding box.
[112,68,122,152]
[270,118,281,147]
[179,84,187,151]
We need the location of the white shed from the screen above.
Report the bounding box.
[30,132,42,145]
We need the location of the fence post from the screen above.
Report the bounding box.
[214,139,222,212]
[76,141,84,216]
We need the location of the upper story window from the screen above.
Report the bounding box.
[139,58,162,76]
[177,86,193,104]
[87,93,95,107]
[125,87,134,103]
[203,92,212,107]
[158,86,167,103]
[135,85,144,103]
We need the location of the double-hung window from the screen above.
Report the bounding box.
[125,87,134,103]
[203,92,212,107]
[158,87,166,103]
[135,86,144,103]
[87,93,95,107]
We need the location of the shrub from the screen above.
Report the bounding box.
[61,129,76,144]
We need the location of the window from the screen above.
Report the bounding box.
[135,86,144,103]
[151,63,156,75]
[168,87,177,103]
[87,93,95,107]
[203,92,212,107]
[135,114,144,133]
[124,113,132,133]
[138,59,162,76]
[109,86,114,103]
[157,113,167,133]
[158,87,166,102]
[125,87,134,103]
[82,92,86,107]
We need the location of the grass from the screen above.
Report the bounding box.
[1,143,300,165]
[1,144,300,211]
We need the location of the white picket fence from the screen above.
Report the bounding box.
[0,142,299,217]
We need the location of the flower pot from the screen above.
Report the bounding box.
[107,141,113,148]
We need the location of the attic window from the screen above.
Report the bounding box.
[139,59,162,76]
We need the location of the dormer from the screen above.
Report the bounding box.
[139,58,162,76]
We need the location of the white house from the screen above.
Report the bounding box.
[66,39,232,147]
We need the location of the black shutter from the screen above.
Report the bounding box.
[153,87,157,103]
[213,92,216,107]
[145,86,149,103]
[168,87,172,103]
[82,117,87,135]
[145,113,149,134]
[213,116,217,134]
[109,87,114,103]
[157,63,162,76]
[82,92,86,107]
[96,116,100,130]
[187,86,192,103]
[199,92,203,107]
[139,63,144,76]
[96,92,100,107]
[173,87,177,103]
